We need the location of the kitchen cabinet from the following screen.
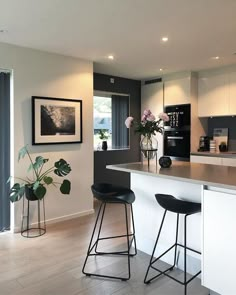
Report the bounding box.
[229,71,236,115]
[202,189,236,294]
[198,73,228,117]
[164,77,190,106]
[190,155,222,165]
[191,154,236,167]
[141,82,164,159]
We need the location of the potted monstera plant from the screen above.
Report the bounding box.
[9,145,71,202]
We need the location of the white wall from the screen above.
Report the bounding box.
[0,42,94,231]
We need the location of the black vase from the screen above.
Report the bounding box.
[102,141,108,151]
[219,144,227,152]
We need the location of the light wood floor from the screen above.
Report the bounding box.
[0,201,209,295]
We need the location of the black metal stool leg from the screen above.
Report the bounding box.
[124,203,131,281]
[171,213,179,270]
[82,202,104,276]
[94,202,107,253]
[144,209,167,284]
[130,204,137,256]
[184,214,188,295]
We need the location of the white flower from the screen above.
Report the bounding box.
[159,112,169,122]
[146,114,156,121]
[125,116,134,128]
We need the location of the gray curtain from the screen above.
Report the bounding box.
[112,95,129,149]
[0,72,10,231]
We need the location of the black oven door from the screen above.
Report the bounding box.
[164,130,190,160]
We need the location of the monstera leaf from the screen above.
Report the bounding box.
[18,145,28,162]
[60,179,71,194]
[28,156,48,173]
[9,183,25,202]
[34,184,47,200]
[54,159,71,177]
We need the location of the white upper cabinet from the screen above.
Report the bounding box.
[229,71,236,115]
[198,72,229,117]
[141,82,164,158]
[164,77,190,106]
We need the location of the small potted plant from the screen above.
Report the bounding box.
[98,129,109,151]
[219,141,228,152]
[8,145,71,202]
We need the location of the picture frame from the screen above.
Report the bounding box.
[32,96,82,145]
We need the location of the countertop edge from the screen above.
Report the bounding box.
[107,163,236,191]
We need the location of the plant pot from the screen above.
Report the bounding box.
[102,141,108,151]
[25,185,38,201]
[219,144,227,152]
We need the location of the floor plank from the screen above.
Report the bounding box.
[0,201,209,294]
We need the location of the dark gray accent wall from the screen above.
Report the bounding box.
[208,117,236,150]
[94,73,141,187]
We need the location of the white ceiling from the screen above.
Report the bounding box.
[0,0,236,80]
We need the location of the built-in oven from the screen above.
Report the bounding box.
[164,104,190,130]
[164,104,191,161]
[164,130,190,160]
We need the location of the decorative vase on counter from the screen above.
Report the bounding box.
[140,134,158,159]
[102,141,108,151]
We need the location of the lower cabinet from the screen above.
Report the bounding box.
[191,155,236,167]
[202,189,236,294]
[190,155,222,165]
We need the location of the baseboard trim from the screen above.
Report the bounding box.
[14,209,95,233]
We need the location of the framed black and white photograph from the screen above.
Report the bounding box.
[32,96,82,145]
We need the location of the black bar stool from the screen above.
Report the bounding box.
[82,183,137,281]
[144,194,201,295]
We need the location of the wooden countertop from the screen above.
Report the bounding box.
[107,161,236,190]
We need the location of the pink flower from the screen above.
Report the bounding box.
[158,112,169,122]
[143,109,151,116]
[146,114,156,121]
[125,116,134,128]
[141,114,147,122]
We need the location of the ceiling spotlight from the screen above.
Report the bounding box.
[161,37,168,42]
[160,68,163,71]
[212,56,220,60]
[108,55,114,60]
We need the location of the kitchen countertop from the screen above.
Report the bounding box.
[107,161,236,190]
[191,151,236,158]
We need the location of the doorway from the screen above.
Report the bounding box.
[0,71,11,231]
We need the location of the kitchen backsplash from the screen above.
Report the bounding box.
[208,117,236,151]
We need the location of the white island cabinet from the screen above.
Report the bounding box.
[203,188,236,295]
[107,161,236,295]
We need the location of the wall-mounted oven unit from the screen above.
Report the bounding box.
[164,104,191,161]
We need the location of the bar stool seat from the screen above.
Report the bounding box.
[144,194,201,295]
[156,194,201,215]
[82,183,137,281]
[91,183,135,204]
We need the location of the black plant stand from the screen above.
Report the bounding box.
[21,195,46,238]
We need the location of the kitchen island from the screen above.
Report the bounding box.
[107,161,236,295]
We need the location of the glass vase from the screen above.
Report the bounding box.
[140,134,158,159]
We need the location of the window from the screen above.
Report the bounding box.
[93,92,129,150]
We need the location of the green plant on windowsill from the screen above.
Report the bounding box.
[98,129,109,151]
[8,145,71,202]
[98,129,109,140]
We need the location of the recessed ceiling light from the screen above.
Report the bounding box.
[108,55,114,60]
[160,68,163,71]
[212,56,220,60]
[161,37,168,42]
